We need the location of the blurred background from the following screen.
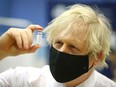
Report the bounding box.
[0,0,116,82]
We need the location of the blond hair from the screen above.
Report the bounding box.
[44,4,112,68]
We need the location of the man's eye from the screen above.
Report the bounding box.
[69,45,80,51]
[69,45,76,49]
[55,41,62,45]
[54,41,63,48]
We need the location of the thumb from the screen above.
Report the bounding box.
[28,45,40,53]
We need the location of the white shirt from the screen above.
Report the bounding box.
[0,65,116,87]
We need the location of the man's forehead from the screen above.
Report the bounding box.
[56,28,87,41]
[54,34,84,45]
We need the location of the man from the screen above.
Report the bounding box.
[0,4,116,87]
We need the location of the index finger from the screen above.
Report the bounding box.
[27,24,43,32]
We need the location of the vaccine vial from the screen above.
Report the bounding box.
[37,30,42,45]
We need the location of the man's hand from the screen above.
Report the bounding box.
[0,25,43,59]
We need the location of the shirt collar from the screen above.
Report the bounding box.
[75,70,96,87]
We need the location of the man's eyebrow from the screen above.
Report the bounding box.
[54,38,61,42]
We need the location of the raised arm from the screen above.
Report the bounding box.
[0,25,43,60]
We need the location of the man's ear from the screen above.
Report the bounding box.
[93,52,103,65]
[97,52,103,60]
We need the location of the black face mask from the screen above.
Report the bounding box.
[49,46,93,83]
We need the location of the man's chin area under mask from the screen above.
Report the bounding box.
[64,68,94,87]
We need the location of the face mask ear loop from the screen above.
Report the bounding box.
[88,64,93,70]
[87,52,93,70]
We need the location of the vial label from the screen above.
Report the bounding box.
[37,30,42,45]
